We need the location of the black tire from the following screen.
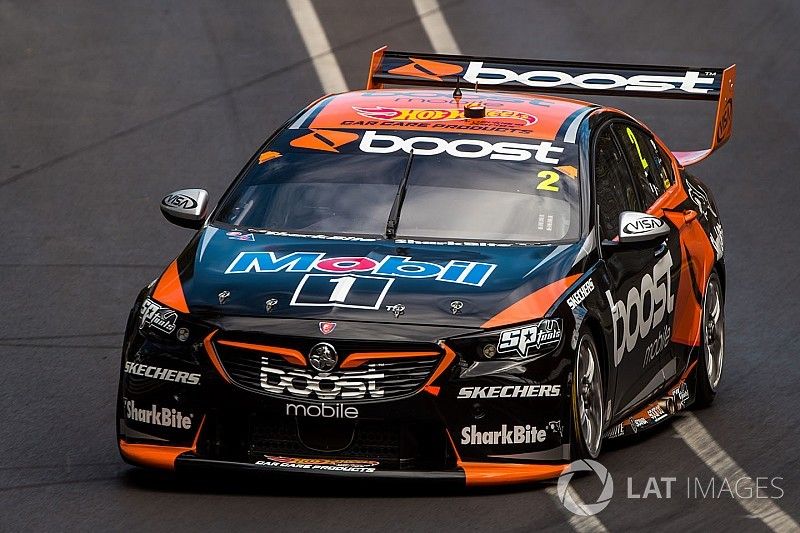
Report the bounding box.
[694,271,725,408]
[570,330,604,459]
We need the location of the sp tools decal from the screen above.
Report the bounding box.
[497,319,562,357]
[225,251,497,287]
[352,106,538,126]
[289,129,359,153]
[387,57,463,81]
[139,298,178,334]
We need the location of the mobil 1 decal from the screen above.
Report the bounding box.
[225,251,496,310]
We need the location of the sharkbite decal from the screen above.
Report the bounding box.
[225,252,496,287]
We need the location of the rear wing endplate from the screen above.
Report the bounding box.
[366,47,735,165]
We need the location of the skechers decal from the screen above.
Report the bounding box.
[567,279,595,309]
[458,384,561,399]
[124,362,200,385]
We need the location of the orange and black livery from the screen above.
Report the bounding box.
[118,47,732,485]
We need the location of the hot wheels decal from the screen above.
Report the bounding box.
[353,106,538,126]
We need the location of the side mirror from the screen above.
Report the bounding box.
[617,211,670,244]
[160,189,209,230]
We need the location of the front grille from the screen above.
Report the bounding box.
[212,339,441,403]
[248,416,450,468]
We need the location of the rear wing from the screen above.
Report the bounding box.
[366,47,735,166]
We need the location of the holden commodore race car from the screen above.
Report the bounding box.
[118,48,734,486]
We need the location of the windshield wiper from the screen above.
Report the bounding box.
[385,149,415,239]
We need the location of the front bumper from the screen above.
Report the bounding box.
[118,315,574,486]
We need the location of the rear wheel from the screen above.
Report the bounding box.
[695,272,725,407]
[571,331,604,459]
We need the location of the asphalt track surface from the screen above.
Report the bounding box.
[2,1,800,531]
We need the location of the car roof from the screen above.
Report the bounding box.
[288,89,598,143]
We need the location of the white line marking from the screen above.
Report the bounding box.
[286,0,348,94]
[674,412,799,532]
[412,0,461,55]
[545,486,610,533]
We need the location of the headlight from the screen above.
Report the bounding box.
[448,318,563,362]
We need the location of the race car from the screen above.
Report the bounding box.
[118,48,734,486]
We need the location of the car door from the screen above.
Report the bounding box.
[612,123,685,385]
[593,125,670,416]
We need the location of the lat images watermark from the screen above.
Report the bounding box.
[556,460,614,516]
[557,460,785,516]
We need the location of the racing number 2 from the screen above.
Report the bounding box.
[536,170,560,191]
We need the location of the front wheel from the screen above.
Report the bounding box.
[571,331,604,459]
[694,271,725,407]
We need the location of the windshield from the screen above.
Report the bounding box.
[214,129,581,242]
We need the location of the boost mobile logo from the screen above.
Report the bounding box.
[260,358,385,400]
[359,130,563,163]
[463,62,717,94]
[606,252,674,366]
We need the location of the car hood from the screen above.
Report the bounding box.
[174,226,590,329]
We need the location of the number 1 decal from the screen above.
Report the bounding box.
[536,170,560,191]
[328,276,357,303]
[291,274,394,309]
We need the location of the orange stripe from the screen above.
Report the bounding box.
[481,274,582,329]
[119,416,205,470]
[423,343,456,395]
[216,339,306,367]
[152,259,189,313]
[203,331,233,383]
[340,351,440,369]
[461,462,568,486]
